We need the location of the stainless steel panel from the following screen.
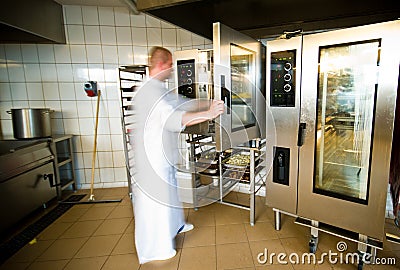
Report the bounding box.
[265,37,302,214]
[0,140,54,181]
[298,21,400,240]
[173,49,214,135]
[213,22,264,151]
[0,162,56,233]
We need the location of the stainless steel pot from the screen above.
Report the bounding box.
[7,108,53,139]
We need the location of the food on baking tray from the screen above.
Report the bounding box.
[224,153,251,167]
[225,170,250,181]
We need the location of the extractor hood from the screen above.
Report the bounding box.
[137,0,400,39]
[0,0,66,44]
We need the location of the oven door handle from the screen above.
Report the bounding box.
[297,123,306,146]
[44,173,60,188]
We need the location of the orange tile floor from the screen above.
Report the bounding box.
[1,187,399,270]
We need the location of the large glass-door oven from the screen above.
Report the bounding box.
[266,20,400,241]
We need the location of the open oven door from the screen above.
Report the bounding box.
[213,22,265,151]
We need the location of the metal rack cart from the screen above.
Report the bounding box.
[118,65,148,198]
[187,135,267,226]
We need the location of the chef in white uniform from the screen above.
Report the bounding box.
[132,46,224,264]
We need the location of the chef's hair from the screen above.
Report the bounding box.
[149,46,172,70]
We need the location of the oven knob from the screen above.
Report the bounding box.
[187,87,193,93]
[187,69,192,76]
[284,62,292,71]
[187,78,192,84]
[283,73,291,82]
[284,84,291,92]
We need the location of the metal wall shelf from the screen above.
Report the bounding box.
[49,134,77,198]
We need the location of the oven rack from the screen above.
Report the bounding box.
[189,136,267,226]
[119,65,149,198]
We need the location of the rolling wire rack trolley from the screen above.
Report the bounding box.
[188,135,267,226]
[118,65,149,198]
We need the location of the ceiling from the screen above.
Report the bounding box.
[136,0,400,39]
[1,0,399,43]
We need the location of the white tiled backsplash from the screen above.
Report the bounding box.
[0,5,212,189]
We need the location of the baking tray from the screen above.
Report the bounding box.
[222,152,260,169]
[195,162,219,175]
[198,173,219,185]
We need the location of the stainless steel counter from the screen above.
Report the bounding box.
[0,138,57,236]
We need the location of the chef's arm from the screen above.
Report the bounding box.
[176,96,212,112]
[182,100,224,127]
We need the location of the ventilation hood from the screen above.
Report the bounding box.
[137,0,400,39]
[0,0,66,44]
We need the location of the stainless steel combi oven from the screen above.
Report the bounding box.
[265,20,400,255]
[173,23,267,224]
[173,22,266,151]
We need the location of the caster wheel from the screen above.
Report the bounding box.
[309,243,317,253]
[357,262,363,270]
[309,236,318,254]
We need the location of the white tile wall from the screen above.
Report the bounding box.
[0,5,211,189]
[24,64,41,82]
[0,64,9,81]
[114,7,130,26]
[82,6,99,25]
[26,83,44,100]
[0,83,12,101]
[8,64,25,82]
[131,28,147,46]
[84,26,101,44]
[146,28,162,46]
[116,27,132,45]
[37,45,55,63]
[10,82,27,100]
[101,45,118,64]
[57,64,74,81]
[131,13,145,27]
[5,45,22,63]
[21,45,39,63]
[64,6,83,25]
[0,45,5,62]
[54,45,71,63]
[40,64,58,81]
[100,26,117,45]
[98,7,115,26]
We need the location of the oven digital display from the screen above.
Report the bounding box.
[270,50,296,107]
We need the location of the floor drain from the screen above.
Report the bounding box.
[0,194,86,265]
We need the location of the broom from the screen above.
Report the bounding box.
[61,88,122,204]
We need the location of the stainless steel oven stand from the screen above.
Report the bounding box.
[273,208,383,269]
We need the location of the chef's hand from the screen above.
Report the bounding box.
[208,100,224,119]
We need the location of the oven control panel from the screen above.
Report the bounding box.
[177,59,196,98]
[270,50,296,107]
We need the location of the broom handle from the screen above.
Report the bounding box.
[90,90,101,198]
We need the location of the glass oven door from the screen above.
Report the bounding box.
[297,21,400,240]
[213,22,265,151]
